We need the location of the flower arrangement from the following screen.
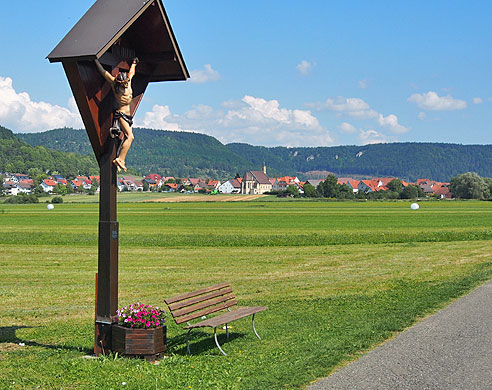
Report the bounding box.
[117,303,166,329]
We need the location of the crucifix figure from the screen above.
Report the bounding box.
[95,57,139,172]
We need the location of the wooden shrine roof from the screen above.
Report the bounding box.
[47,0,189,82]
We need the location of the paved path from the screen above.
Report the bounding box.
[309,280,492,390]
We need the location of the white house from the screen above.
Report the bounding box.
[3,181,18,196]
[218,179,241,194]
[41,179,57,193]
[218,180,235,194]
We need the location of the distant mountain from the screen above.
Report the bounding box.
[17,127,492,181]
[0,125,98,177]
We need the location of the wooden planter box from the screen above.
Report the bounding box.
[112,325,166,360]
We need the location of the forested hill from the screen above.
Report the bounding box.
[16,127,492,181]
[227,142,492,182]
[0,126,98,177]
[19,128,251,179]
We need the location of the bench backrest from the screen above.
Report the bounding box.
[165,282,237,325]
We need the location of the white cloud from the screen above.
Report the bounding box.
[473,97,483,104]
[137,95,332,147]
[0,76,82,132]
[358,79,369,89]
[339,122,357,133]
[189,64,221,83]
[138,104,182,131]
[297,60,314,76]
[377,113,408,133]
[312,97,378,119]
[408,91,467,111]
[418,112,427,120]
[358,129,394,145]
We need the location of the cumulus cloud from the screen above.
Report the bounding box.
[473,97,483,104]
[223,95,322,130]
[339,122,357,133]
[377,113,408,133]
[408,91,467,111]
[138,104,182,131]
[418,112,427,120]
[311,97,378,119]
[0,76,82,132]
[189,64,221,83]
[358,129,394,145]
[136,95,332,147]
[297,60,314,75]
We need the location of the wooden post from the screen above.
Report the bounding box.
[94,137,119,355]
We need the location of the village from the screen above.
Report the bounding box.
[1,165,453,199]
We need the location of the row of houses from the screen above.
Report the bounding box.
[238,168,453,198]
[1,173,101,196]
[1,170,452,198]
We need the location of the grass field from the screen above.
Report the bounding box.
[1,199,492,389]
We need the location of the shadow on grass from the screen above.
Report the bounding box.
[0,326,93,354]
[167,329,247,355]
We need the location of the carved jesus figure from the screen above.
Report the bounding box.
[95,58,138,172]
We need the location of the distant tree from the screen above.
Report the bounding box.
[53,183,67,196]
[387,179,403,193]
[400,185,419,199]
[4,193,39,204]
[34,185,44,195]
[142,181,150,192]
[52,196,63,204]
[286,184,300,198]
[336,183,355,199]
[449,172,489,199]
[303,183,318,198]
[318,174,338,198]
[66,183,74,194]
[483,177,492,199]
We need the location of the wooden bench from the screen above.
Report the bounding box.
[165,282,268,356]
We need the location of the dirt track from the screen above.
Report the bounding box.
[147,194,267,202]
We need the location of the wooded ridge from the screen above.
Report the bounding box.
[8,126,492,181]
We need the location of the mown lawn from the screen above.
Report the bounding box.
[1,200,492,389]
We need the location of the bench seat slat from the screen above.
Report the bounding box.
[171,293,236,318]
[168,287,234,311]
[165,282,230,305]
[184,306,268,329]
[175,300,237,324]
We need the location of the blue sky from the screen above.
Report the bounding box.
[0,0,491,147]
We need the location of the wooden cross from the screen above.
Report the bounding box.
[48,0,189,355]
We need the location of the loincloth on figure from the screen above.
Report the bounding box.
[114,110,133,127]
[111,111,133,138]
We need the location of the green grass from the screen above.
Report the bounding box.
[1,200,492,389]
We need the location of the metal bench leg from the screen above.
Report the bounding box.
[226,323,229,340]
[252,313,261,340]
[186,329,192,354]
[214,327,227,356]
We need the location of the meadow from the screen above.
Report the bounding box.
[1,199,492,389]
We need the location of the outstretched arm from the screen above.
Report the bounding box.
[128,57,139,81]
[94,59,115,84]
